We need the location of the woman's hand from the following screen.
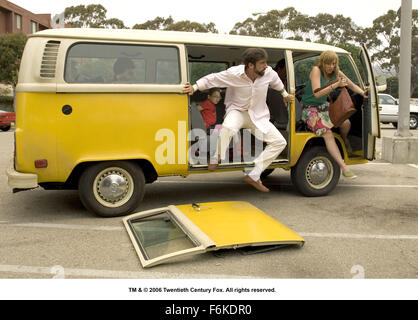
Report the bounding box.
[363,87,369,98]
[336,76,348,88]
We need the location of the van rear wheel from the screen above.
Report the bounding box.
[78,161,145,217]
[291,146,340,197]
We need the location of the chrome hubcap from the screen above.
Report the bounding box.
[98,173,128,203]
[410,117,417,129]
[93,167,134,208]
[306,157,333,189]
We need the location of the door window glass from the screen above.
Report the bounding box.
[338,55,360,86]
[127,211,198,261]
[294,55,318,87]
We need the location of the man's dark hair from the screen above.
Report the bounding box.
[242,48,268,67]
[113,57,135,76]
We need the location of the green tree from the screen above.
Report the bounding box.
[366,8,418,74]
[64,4,126,28]
[411,36,418,97]
[105,18,126,29]
[312,13,361,44]
[229,7,363,44]
[0,33,27,111]
[133,16,218,33]
[166,21,218,33]
[384,77,400,98]
[285,11,314,41]
[0,33,27,94]
[230,8,302,39]
[364,8,418,97]
[133,16,174,30]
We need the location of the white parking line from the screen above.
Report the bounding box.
[408,164,418,169]
[338,184,418,188]
[1,221,417,241]
[365,162,391,165]
[155,180,418,188]
[0,221,123,231]
[299,232,418,240]
[0,264,256,279]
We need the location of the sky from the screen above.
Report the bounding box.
[9,0,418,33]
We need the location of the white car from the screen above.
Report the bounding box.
[378,94,418,130]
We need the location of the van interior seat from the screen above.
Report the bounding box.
[266,87,289,130]
[190,101,207,134]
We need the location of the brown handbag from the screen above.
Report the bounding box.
[314,80,356,128]
[328,87,356,127]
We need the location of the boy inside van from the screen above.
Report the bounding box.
[197,88,222,132]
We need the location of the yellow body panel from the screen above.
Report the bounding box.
[176,201,304,247]
[15,92,189,182]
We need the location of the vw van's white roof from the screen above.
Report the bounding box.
[31,28,348,54]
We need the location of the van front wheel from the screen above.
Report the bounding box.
[78,161,145,217]
[291,146,340,197]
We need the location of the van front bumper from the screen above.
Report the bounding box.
[6,160,38,191]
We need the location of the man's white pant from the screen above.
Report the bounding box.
[216,110,287,181]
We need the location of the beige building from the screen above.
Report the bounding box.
[0,0,51,34]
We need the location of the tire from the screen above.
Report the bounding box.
[291,146,340,197]
[260,168,275,179]
[392,122,398,128]
[78,161,145,217]
[0,126,11,132]
[410,114,418,130]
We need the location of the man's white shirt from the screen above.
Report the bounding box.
[195,65,284,134]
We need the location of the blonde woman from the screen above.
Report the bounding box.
[301,50,368,179]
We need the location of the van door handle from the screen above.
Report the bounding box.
[62,105,73,115]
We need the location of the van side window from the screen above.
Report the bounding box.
[64,43,180,84]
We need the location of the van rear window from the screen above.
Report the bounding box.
[64,43,180,84]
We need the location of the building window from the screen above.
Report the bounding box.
[14,13,22,29]
[31,21,37,33]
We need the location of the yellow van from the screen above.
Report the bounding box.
[6,28,380,217]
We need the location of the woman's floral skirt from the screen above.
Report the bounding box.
[301,102,334,136]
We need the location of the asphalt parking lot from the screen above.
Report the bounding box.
[0,126,417,285]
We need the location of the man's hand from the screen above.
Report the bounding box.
[284,94,294,105]
[183,82,195,95]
